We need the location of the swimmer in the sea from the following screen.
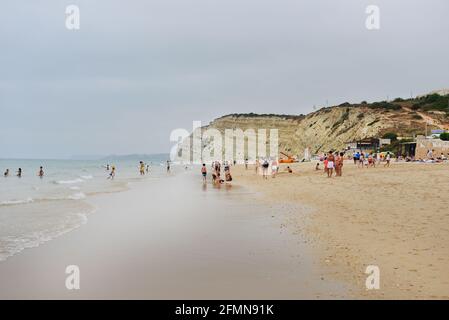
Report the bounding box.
[38,166,44,178]
[108,166,116,179]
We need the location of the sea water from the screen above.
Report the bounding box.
[0,156,172,261]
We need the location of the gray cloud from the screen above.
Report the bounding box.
[1,0,448,158]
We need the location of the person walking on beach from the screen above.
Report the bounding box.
[326,151,335,178]
[17,168,22,178]
[358,152,365,168]
[146,164,150,174]
[4,169,9,177]
[353,151,359,165]
[255,158,260,174]
[38,166,44,178]
[244,158,248,170]
[201,163,207,183]
[384,152,391,167]
[166,160,171,173]
[262,159,269,179]
[139,161,145,175]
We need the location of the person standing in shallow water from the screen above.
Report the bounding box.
[166,160,171,173]
[108,166,116,179]
[17,168,22,178]
[139,161,145,175]
[4,169,9,177]
[38,166,44,178]
[201,163,207,183]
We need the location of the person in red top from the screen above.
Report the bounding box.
[323,157,329,175]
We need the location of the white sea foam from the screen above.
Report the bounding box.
[0,209,95,262]
[80,175,93,180]
[55,178,84,184]
[69,186,81,191]
[68,192,86,200]
[0,198,34,206]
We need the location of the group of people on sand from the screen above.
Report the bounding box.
[202,160,233,184]
[254,158,281,179]
[352,151,391,168]
[3,167,44,178]
[321,151,345,178]
[422,149,449,162]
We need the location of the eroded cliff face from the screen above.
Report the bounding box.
[181,102,449,160]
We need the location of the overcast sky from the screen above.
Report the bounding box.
[1,0,448,159]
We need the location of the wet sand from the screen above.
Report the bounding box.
[0,171,350,299]
[233,161,449,299]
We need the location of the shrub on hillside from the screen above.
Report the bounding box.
[440,132,449,141]
[369,101,401,111]
[382,132,398,141]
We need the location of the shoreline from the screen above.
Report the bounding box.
[232,161,449,299]
[0,170,351,299]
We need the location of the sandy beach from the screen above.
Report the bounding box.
[1,161,448,299]
[232,161,449,299]
[0,170,350,299]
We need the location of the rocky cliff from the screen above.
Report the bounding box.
[183,93,449,159]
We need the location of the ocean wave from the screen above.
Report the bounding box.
[68,192,86,200]
[80,175,93,180]
[0,198,34,206]
[69,186,81,191]
[0,192,88,206]
[54,178,84,184]
[0,208,96,262]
